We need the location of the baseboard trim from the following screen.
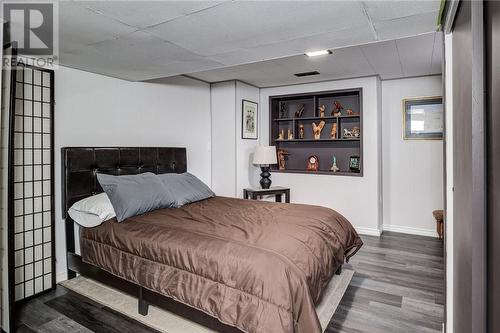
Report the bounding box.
[382,224,438,238]
[56,271,67,284]
[355,227,382,237]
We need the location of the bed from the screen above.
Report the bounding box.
[62,147,363,333]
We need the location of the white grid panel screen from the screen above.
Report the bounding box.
[12,65,54,302]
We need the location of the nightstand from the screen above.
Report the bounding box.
[243,186,290,203]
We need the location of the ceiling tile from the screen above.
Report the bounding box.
[92,31,222,66]
[363,1,441,22]
[146,1,368,57]
[430,32,443,74]
[360,40,403,79]
[81,1,225,29]
[396,32,435,77]
[59,2,136,51]
[374,11,439,41]
[210,24,376,66]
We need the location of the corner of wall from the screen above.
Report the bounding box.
[376,76,383,234]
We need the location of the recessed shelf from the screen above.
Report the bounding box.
[275,138,360,142]
[271,169,362,176]
[270,88,363,176]
[273,115,360,122]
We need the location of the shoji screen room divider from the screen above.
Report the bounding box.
[9,62,55,310]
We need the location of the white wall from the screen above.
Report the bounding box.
[54,66,211,282]
[235,81,260,196]
[211,81,237,196]
[211,80,260,198]
[381,76,444,237]
[260,77,382,236]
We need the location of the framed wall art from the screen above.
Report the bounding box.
[403,96,443,140]
[242,100,258,140]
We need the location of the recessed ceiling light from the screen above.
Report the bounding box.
[305,50,332,57]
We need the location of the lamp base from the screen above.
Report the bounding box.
[259,166,272,189]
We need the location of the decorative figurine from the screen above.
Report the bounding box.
[346,109,359,116]
[278,128,285,140]
[277,149,290,170]
[343,126,360,138]
[307,155,319,171]
[319,105,326,118]
[279,101,287,119]
[330,123,337,139]
[287,129,294,140]
[299,124,305,139]
[294,104,305,118]
[332,101,344,116]
[330,155,339,172]
[312,120,325,140]
[350,155,360,173]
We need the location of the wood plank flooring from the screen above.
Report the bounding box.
[15,231,444,333]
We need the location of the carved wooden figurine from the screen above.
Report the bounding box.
[278,128,285,140]
[277,149,290,170]
[319,105,325,118]
[287,129,294,140]
[330,123,337,139]
[346,109,359,116]
[332,101,344,116]
[299,124,305,139]
[312,120,325,140]
[294,104,305,118]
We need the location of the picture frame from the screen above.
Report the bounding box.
[403,96,443,140]
[242,99,258,140]
[349,155,360,173]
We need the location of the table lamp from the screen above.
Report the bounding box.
[253,145,277,189]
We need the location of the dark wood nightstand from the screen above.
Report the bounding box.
[243,186,290,203]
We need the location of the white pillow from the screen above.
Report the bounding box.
[68,193,116,228]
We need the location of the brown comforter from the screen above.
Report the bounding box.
[80,196,362,333]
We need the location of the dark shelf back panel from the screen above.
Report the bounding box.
[317,94,360,117]
[271,144,360,173]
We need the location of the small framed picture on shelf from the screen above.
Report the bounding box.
[403,96,443,140]
[349,156,360,173]
[242,100,258,140]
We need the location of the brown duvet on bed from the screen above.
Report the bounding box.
[80,196,363,333]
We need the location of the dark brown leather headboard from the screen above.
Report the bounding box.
[61,147,187,219]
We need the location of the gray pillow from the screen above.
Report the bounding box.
[158,173,214,208]
[96,172,175,222]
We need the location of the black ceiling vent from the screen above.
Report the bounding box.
[294,71,320,77]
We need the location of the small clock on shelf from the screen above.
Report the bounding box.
[307,155,319,171]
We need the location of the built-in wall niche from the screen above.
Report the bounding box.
[269,88,362,176]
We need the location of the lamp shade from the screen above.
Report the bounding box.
[253,145,277,165]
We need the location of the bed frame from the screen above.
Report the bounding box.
[62,147,243,333]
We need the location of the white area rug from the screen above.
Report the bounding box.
[60,270,354,333]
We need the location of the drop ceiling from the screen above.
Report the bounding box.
[57,1,442,82]
[189,31,443,87]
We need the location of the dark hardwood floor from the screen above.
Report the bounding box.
[15,231,444,333]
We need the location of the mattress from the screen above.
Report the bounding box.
[80,196,363,333]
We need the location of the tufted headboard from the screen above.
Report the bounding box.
[61,147,187,219]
